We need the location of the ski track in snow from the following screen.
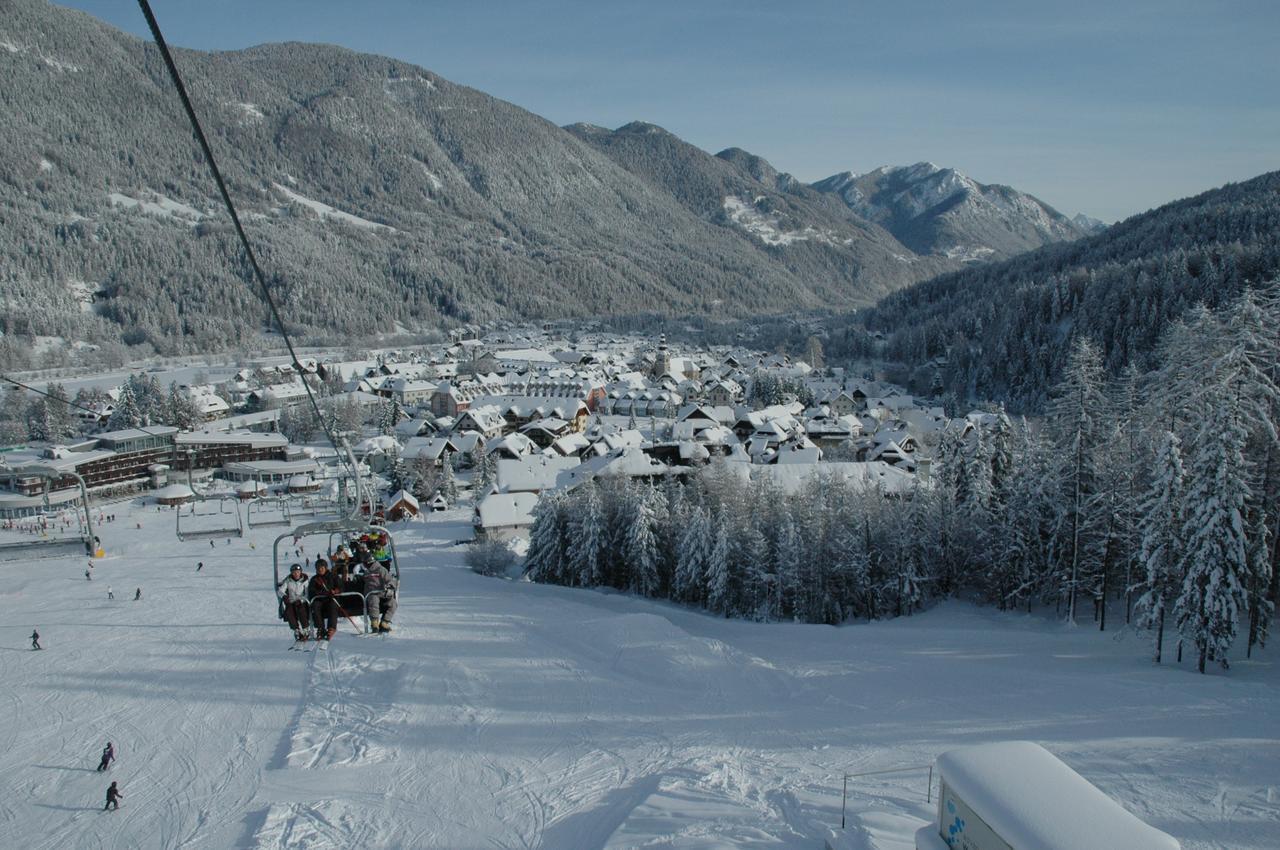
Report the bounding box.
[0,503,1277,849]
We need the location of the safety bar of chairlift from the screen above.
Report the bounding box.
[10,464,95,556]
[277,591,384,634]
[277,588,396,634]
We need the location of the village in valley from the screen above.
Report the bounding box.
[1,325,953,550]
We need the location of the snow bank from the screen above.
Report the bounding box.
[933,741,1181,850]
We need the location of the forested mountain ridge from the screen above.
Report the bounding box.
[0,0,1093,367]
[0,0,919,365]
[841,170,1280,411]
[811,162,1088,261]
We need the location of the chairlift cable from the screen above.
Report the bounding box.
[133,0,357,485]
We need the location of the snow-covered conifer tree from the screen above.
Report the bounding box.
[626,485,661,597]
[525,491,568,584]
[107,381,143,430]
[674,507,711,605]
[568,480,607,586]
[474,451,498,499]
[705,515,732,615]
[1048,337,1108,622]
[1175,405,1251,672]
[1135,431,1186,663]
[439,451,459,505]
[774,511,803,620]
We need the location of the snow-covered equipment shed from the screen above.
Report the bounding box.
[915,741,1179,850]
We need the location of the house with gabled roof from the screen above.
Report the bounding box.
[453,405,507,439]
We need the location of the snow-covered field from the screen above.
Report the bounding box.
[2,501,1277,849]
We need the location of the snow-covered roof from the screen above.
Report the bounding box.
[153,483,194,500]
[550,432,590,456]
[933,742,1180,850]
[487,432,537,458]
[354,435,401,455]
[475,492,539,529]
[497,454,579,493]
[176,431,288,449]
[388,489,419,509]
[559,448,671,490]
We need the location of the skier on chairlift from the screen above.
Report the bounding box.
[278,563,311,643]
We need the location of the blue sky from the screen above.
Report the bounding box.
[60,1,1280,222]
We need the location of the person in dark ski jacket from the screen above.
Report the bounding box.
[362,554,398,633]
[104,781,122,810]
[97,742,115,772]
[308,559,340,641]
[278,563,311,641]
[31,628,41,650]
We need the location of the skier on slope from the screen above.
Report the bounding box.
[196,561,203,572]
[96,742,115,772]
[278,563,311,642]
[31,628,41,650]
[361,553,398,634]
[104,781,122,811]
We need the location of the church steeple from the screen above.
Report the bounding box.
[653,334,672,378]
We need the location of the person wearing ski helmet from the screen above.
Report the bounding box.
[362,553,398,633]
[278,563,311,641]
[308,559,340,641]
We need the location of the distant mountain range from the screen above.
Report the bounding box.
[843,169,1280,410]
[811,163,1090,261]
[2,0,1091,361]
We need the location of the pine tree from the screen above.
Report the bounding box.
[1175,405,1251,673]
[1049,337,1108,623]
[474,450,498,499]
[674,507,711,605]
[166,383,201,431]
[525,491,568,583]
[44,383,75,439]
[1135,431,1186,663]
[774,511,803,620]
[107,382,143,430]
[1244,503,1273,658]
[705,515,732,615]
[438,451,459,505]
[626,485,661,597]
[568,481,607,586]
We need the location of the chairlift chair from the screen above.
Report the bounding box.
[0,465,98,560]
[247,495,293,530]
[175,495,245,542]
[273,518,401,635]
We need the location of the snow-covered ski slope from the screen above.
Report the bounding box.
[1,503,1277,849]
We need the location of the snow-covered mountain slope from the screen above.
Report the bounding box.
[1,504,1276,849]
[812,162,1089,260]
